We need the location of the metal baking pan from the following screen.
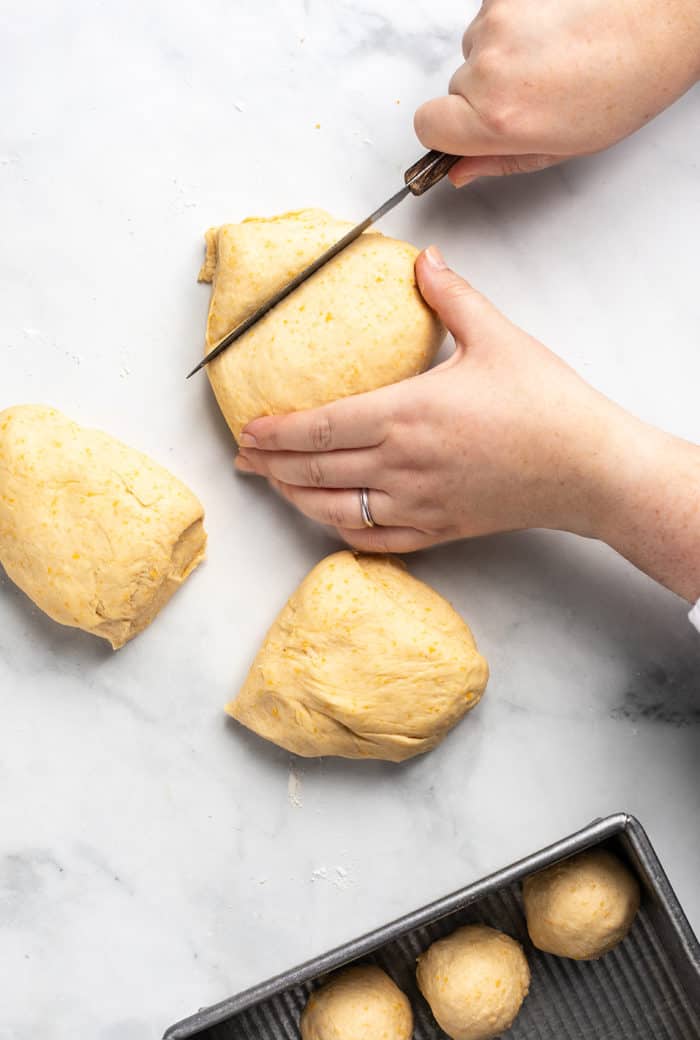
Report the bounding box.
[164,813,700,1039]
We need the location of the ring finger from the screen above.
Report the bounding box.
[268,478,396,530]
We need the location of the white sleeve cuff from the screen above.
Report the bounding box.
[690,599,700,632]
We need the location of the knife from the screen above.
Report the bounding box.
[186,150,460,378]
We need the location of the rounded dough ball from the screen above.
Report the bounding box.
[417,924,530,1040]
[523,848,640,960]
[300,965,413,1040]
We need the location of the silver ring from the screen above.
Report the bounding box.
[359,487,376,528]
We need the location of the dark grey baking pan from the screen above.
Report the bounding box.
[164,813,700,1039]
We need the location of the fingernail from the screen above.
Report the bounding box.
[423,245,447,270]
[239,432,257,448]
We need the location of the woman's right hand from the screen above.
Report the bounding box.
[237,249,700,605]
[415,0,700,186]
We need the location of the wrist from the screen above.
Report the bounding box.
[586,416,700,602]
[538,396,640,543]
[579,409,659,543]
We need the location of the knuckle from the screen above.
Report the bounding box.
[407,479,435,511]
[470,45,504,85]
[382,446,409,477]
[383,426,419,470]
[370,535,393,555]
[476,96,515,136]
[531,153,557,171]
[501,154,544,176]
[310,416,333,451]
[441,278,480,310]
[324,500,347,528]
[500,155,527,176]
[359,529,393,555]
[305,456,325,488]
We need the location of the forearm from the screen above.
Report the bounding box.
[594,419,700,603]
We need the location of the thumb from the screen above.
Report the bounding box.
[415,246,488,341]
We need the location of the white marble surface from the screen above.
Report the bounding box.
[1,2,699,1037]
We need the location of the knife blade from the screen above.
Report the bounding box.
[186,149,459,379]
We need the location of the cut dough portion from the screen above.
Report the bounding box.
[0,405,206,649]
[301,965,413,1040]
[227,550,488,761]
[198,209,444,441]
[417,925,530,1040]
[523,848,641,960]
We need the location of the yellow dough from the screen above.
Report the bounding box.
[301,965,413,1040]
[227,550,488,762]
[416,925,530,1040]
[0,405,206,649]
[522,848,640,960]
[198,209,444,441]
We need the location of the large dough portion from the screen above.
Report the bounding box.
[227,551,488,762]
[0,405,206,649]
[198,209,444,441]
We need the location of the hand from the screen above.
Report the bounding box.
[414,0,700,186]
[236,247,700,603]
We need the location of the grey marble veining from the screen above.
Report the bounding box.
[1,1,699,1037]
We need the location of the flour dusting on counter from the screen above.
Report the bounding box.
[287,761,304,808]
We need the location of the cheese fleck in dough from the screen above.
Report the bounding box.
[0,405,206,649]
[227,551,488,762]
[199,209,444,442]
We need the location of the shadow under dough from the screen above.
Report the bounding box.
[0,567,113,667]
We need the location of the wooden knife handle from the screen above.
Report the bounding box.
[404,150,461,196]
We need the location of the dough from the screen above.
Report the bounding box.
[0,405,206,649]
[301,965,412,1040]
[198,209,443,441]
[416,924,530,1040]
[227,550,488,762]
[522,848,640,960]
